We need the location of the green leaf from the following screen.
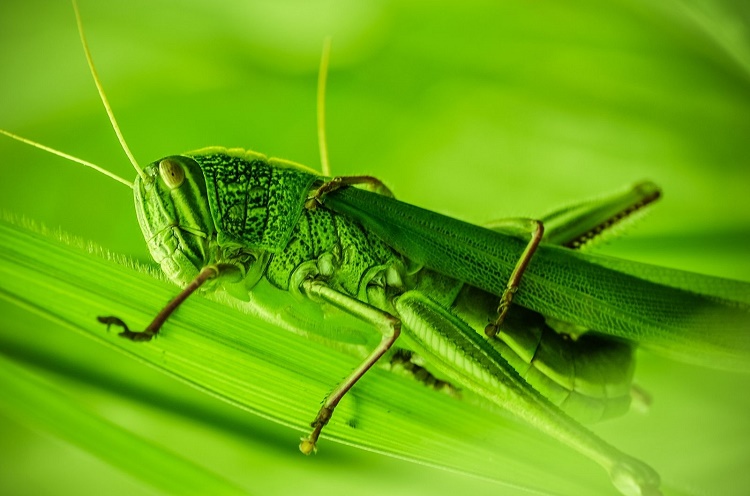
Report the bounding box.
[0,217,629,495]
[0,349,248,496]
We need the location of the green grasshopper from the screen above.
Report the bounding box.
[2,2,750,496]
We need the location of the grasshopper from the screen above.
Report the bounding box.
[2,2,749,496]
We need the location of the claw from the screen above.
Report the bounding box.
[97,315,155,342]
[299,437,318,455]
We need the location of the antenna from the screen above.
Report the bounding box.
[72,0,147,182]
[317,37,332,177]
[0,129,133,188]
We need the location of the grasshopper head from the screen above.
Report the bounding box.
[134,155,216,287]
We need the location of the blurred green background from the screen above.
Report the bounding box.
[1,0,749,495]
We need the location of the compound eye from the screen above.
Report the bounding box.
[158,158,185,189]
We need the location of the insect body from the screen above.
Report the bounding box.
[122,145,664,496]
[120,142,748,496]
[96,136,750,496]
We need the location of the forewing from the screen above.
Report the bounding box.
[324,187,750,372]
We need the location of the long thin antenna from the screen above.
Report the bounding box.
[0,129,133,188]
[317,36,332,177]
[72,0,147,182]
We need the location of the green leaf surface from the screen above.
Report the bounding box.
[0,216,627,495]
[0,212,748,496]
[0,348,247,496]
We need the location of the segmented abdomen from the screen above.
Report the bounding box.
[446,278,635,423]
